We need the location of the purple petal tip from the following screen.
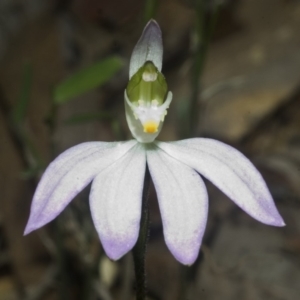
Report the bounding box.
[173,249,199,266]
[23,224,34,236]
[101,235,137,261]
[259,206,285,227]
[167,241,200,266]
[272,217,286,227]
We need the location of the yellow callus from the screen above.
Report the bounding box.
[143,121,158,133]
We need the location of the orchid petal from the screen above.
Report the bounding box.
[156,139,285,227]
[129,20,163,79]
[147,144,208,265]
[90,144,146,260]
[24,140,137,234]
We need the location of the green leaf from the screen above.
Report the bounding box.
[20,165,43,180]
[12,62,33,124]
[54,56,124,104]
[64,112,113,125]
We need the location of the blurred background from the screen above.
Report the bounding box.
[1,0,300,299]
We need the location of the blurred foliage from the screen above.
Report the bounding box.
[54,56,124,104]
[12,62,32,124]
[64,112,113,125]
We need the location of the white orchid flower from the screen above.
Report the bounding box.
[24,20,284,265]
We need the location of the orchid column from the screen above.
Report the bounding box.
[125,21,172,143]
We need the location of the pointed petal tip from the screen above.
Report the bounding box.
[105,250,123,261]
[143,20,162,46]
[269,216,286,227]
[145,19,161,33]
[23,223,35,236]
[166,239,201,265]
[23,212,49,236]
[23,212,53,236]
[255,202,285,227]
[171,248,199,266]
[256,208,285,227]
[147,18,157,24]
[101,236,136,261]
[129,19,163,78]
[278,220,286,227]
[23,229,30,236]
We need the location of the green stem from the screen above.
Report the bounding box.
[144,0,158,24]
[54,221,70,300]
[132,166,151,300]
[188,0,221,137]
[188,0,205,137]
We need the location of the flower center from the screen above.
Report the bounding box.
[125,61,171,133]
[143,120,158,133]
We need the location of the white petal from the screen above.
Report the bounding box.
[147,144,208,265]
[156,139,285,226]
[24,140,137,234]
[90,143,146,260]
[129,20,163,79]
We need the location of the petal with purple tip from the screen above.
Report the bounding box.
[147,144,208,265]
[24,140,137,234]
[129,20,163,79]
[90,143,146,260]
[156,139,285,227]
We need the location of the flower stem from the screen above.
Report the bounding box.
[188,0,221,137]
[143,0,158,24]
[188,0,205,137]
[132,166,151,300]
[54,221,70,300]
